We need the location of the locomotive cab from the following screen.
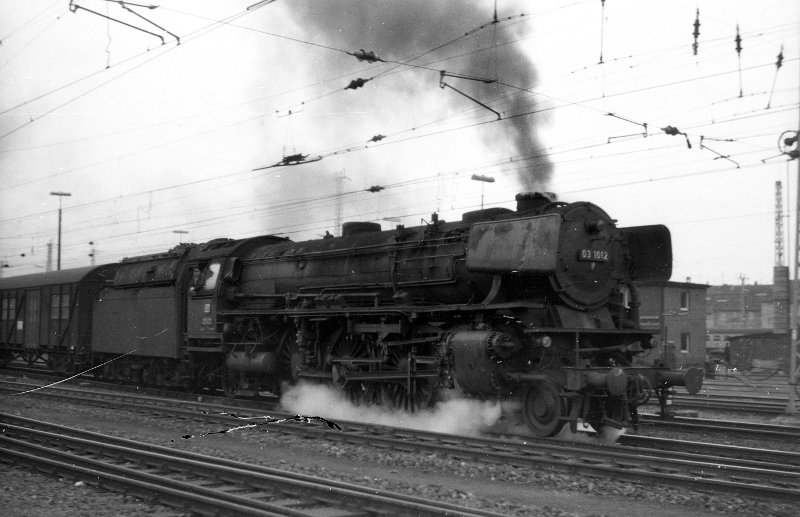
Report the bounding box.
[186,258,225,340]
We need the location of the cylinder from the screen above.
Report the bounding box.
[226,351,278,374]
[583,367,627,396]
[448,331,516,394]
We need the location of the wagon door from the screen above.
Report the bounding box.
[24,289,41,347]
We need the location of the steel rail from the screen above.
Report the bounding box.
[2,381,799,502]
[670,395,789,413]
[639,414,800,441]
[617,434,800,466]
[0,415,507,517]
[5,371,800,443]
[2,376,798,452]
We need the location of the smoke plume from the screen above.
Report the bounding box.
[289,0,553,190]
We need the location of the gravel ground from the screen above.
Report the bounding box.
[1,394,796,517]
[0,466,190,517]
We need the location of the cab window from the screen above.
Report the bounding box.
[203,260,222,291]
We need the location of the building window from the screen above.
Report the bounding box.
[680,291,690,311]
[680,333,690,353]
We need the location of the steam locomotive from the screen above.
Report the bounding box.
[0,192,702,436]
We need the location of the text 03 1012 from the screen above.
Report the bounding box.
[579,249,609,262]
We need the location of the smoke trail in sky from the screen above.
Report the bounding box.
[288,0,553,190]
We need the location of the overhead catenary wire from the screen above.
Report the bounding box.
[3,4,792,157]
[2,112,792,250]
[1,87,795,230]
[1,1,797,277]
[8,149,777,270]
[0,1,274,140]
[8,46,791,195]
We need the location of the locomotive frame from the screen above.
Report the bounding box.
[0,192,703,437]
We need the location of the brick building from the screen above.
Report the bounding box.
[704,278,795,363]
[635,280,708,369]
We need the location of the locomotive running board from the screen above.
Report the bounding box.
[218,301,549,318]
[523,327,656,336]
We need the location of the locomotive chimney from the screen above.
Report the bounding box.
[515,192,556,213]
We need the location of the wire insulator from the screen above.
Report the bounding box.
[350,49,384,63]
[735,25,742,54]
[662,126,692,149]
[735,25,743,97]
[345,78,369,90]
[767,45,785,109]
[599,0,606,65]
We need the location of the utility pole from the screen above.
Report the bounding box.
[738,273,747,324]
[789,55,800,412]
[173,230,189,243]
[50,191,71,271]
[774,182,791,336]
[776,181,785,266]
[335,170,351,237]
[46,241,53,272]
[471,174,495,209]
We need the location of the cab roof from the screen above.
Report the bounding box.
[0,265,117,291]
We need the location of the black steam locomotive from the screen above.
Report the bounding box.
[0,192,702,436]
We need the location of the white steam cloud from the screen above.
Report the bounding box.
[280,381,502,436]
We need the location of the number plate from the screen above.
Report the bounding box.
[578,249,609,262]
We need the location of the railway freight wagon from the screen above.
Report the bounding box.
[0,265,118,371]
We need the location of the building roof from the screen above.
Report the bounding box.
[635,280,708,290]
[707,328,774,335]
[705,283,779,313]
[0,265,116,290]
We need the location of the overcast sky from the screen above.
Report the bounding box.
[1,0,798,286]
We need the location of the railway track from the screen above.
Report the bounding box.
[668,375,800,414]
[669,393,794,414]
[0,413,505,517]
[10,361,797,418]
[4,370,799,444]
[638,414,800,442]
[3,378,800,502]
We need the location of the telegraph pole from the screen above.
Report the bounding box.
[791,149,799,411]
[50,191,71,271]
[789,56,800,412]
[173,230,189,243]
[471,174,495,209]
